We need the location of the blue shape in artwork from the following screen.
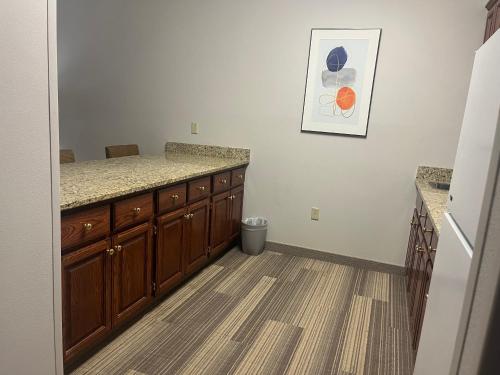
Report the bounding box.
[326,46,348,72]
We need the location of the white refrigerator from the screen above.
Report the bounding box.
[413,32,500,374]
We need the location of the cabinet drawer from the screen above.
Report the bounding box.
[231,168,246,187]
[113,193,153,231]
[158,183,187,214]
[188,177,211,202]
[61,206,110,250]
[213,172,231,194]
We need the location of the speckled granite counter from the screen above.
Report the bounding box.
[60,143,250,211]
[415,166,453,235]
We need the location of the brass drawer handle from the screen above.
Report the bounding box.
[415,245,425,253]
[237,174,244,179]
[197,186,206,192]
[107,248,115,256]
[189,213,194,219]
[132,207,141,215]
[228,195,234,201]
[184,214,190,220]
[171,194,179,201]
[424,227,433,233]
[83,223,93,231]
[115,245,122,252]
[219,179,227,184]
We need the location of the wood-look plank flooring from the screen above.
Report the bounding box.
[71,248,413,375]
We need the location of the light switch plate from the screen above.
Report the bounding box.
[311,207,320,221]
[191,122,199,134]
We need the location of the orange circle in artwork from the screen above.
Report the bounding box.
[336,87,356,110]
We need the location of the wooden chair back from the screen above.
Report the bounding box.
[105,144,140,159]
[60,149,75,164]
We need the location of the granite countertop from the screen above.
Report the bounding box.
[60,143,250,211]
[415,166,453,235]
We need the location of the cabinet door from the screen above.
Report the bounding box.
[210,191,231,257]
[62,240,112,363]
[185,198,210,276]
[156,208,186,297]
[112,222,152,327]
[413,260,433,351]
[405,209,419,285]
[229,185,244,241]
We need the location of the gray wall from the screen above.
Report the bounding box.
[0,0,61,373]
[59,0,485,265]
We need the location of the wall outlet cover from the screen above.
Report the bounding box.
[191,122,199,134]
[311,207,320,221]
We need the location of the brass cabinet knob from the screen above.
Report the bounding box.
[430,248,437,253]
[83,223,93,231]
[107,248,115,256]
[220,179,227,184]
[415,245,425,253]
[228,195,234,201]
[115,245,122,252]
[132,207,141,215]
[237,174,244,179]
[197,186,206,192]
[171,194,179,201]
[184,214,190,220]
[189,213,194,219]
[425,293,429,300]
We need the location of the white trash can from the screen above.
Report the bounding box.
[241,217,268,256]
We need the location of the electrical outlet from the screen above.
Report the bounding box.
[311,207,320,221]
[191,122,199,134]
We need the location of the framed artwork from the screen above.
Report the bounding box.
[301,28,381,137]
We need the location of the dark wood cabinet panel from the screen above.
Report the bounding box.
[113,193,153,231]
[405,190,436,357]
[111,222,152,327]
[61,206,110,250]
[485,0,499,42]
[158,183,187,214]
[185,198,209,275]
[156,208,186,297]
[230,185,244,241]
[231,168,246,187]
[61,166,246,365]
[210,191,231,257]
[213,172,231,194]
[188,177,211,202]
[62,240,112,363]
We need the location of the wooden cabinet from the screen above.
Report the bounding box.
[211,191,231,256]
[210,185,244,258]
[229,185,244,241]
[185,198,210,276]
[485,0,500,42]
[405,190,438,356]
[155,208,185,297]
[62,240,112,363]
[61,166,246,365]
[111,222,152,327]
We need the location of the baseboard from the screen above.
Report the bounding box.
[265,241,405,275]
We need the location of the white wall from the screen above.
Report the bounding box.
[59,0,485,265]
[0,0,61,373]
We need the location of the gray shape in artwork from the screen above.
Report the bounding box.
[321,68,357,88]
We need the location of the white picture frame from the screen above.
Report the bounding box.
[301,28,381,137]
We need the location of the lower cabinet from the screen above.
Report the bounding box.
[61,166,246,365]
[62,240,112,363]
[210,186,244,258]
[62,223,153,363]
[405,193,437,357]
[155,208,185,297]
[111,222,152,327]
[184,198,210,276]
